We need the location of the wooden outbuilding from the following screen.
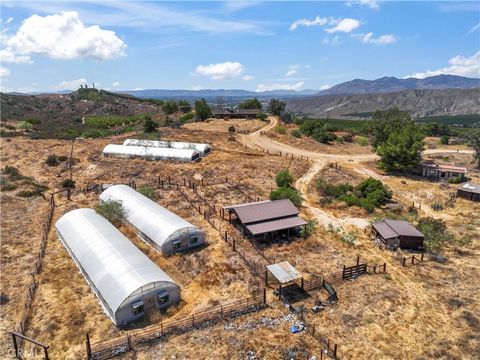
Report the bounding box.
[372,219,425,250]
[420,163,467,180]
[457,183,480,202]
[213,108,259,119]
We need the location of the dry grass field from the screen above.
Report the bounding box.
[1,120,479,359]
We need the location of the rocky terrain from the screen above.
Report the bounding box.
[286,88,480,118]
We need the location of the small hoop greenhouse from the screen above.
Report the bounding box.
[122,139,211,157]
[100,185,206,256]
[55,208,181,326]
[102,144,200,162]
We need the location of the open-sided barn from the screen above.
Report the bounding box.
[457,183,480,202]
[55,208,181,326]
[102,144,200,162]
[122,139,211,157]
[100,185,205,255]
[224,199,307,241]
[372,219,425,250]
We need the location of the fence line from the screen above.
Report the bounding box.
[88,293,266,360]
[401,253,426,267]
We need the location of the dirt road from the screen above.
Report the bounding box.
[238,116,472,229]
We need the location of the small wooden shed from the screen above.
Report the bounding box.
[457,183,480,202]
[372,220,425,250]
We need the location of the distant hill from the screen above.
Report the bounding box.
[0,89,163,122]
[121,88,318,100]
[286,88,480,118]
[318,75,480,96]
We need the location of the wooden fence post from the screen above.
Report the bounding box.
[383,263,387,272]
[85,333,92,359]
[263,288,267,304]
[402,257,406,267]
[11,333,19,358]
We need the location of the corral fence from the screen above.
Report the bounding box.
[342,257,387,280]
[401,253,427,267]
[306,324,339,359]
[11,188,71,358]
[87,292,267,360]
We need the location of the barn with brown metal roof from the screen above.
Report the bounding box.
[457,183,480,202]
[372,219,425,250]
[223,199,307,241]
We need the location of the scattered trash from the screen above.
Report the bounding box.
[312,305,324,313]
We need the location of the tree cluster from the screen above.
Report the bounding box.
[194,98,213,121]
[238,98,262,110]
[270,168,304,206]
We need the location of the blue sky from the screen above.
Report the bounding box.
[0,1,479,92]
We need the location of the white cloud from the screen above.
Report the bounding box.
[224,1,259,12]
[242,75,255,81]
[256,81,304,92]
[6,17,14,24]
[322,35,341,45]
[111,81,120,87]
[319,84,331,90]
[467,22,480,35]
[290,16,360,33]
[195,61,245,80]
[0,66,10,77]
[347,0,380,10]
[56,78,87,90]
[407,51,480,79]
[326,18,360,33]
[0,49,32,63]
[2,11,126,62]
[352,32,397,45]
[289,16,331,31]
[132,87,144,91]
[285,65,300,77]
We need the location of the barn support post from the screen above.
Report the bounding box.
[85,333,92,359]
[192,314,195,327]
[224,231,227,242]
[265,270,268,286]
[220,305,223,318]
[301,277,304,291]
[263,288,267,304]
[233,237,236,252]
[278,285,282,300]
[161,323,164,337]
[126,335,131,351]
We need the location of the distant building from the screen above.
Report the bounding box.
[420,163,467,180]
[213,108,260,119]
[223,199,307,241]
[457,183,480,202]
[372,219,425,250]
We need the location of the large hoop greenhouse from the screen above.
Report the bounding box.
[100,185,206,256]
[102,144,200,162]
[122,139,211,157]
[55,208,181,326]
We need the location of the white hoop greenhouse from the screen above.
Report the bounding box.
[55,208,181,326]
[122,139,211,157]
[100,185,206,256]
[102,144,200,162]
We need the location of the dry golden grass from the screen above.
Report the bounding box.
[1,123,479,359]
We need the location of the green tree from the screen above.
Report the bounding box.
[417,217,453,253]
[275,169,294,188]
[162,100,178,114]
[367,108,412,149]
[467,130,480,168]
[194,98,213,121]
[61,178,76,189]
[143,115,159,133]
[377,123,425,172]
[238,98,262,109]
[440,135,450,145]
[267,99,286,116]
[96,200,125,227]
[256,112,267,121]
[270,187,304,206]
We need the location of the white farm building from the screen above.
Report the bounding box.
[123,139,211,157]
[100,185,205,255]
[102,144,200,162]
[55,208,181,326]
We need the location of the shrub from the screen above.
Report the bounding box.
[355,136,369,146]
[81,128,113,138]
[61,179,76,189]
[341,232,357,245]
[46,154,59,166]
[137,185,157,200]
[18,121,32,130]
[336,136,344,144]
[16,184,47,198]
[162,100,178,114]
[228,125,236,133]
[447,176,465,184]
[440,135,450,145]
[343,133,354,142]
[291,129,301,138]
[1,182,18,191]
[270,187,304,206]
[312,128,335,143]
[95,200,125,227]
[275,169,294,188]
[58,155,69,162]
[299,220,317,238]
[275,126,286,134]
[256,112,267,121]
[25,118,41,125]
[417,217,454,253]
[179,112,194,123]
[143,115,159,133]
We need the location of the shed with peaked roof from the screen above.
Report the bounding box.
[421,163,467,180]
[457,183,480,202]
[224,199,307,240]
[372,219,425,250]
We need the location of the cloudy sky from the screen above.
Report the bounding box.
[0,0,479,93]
